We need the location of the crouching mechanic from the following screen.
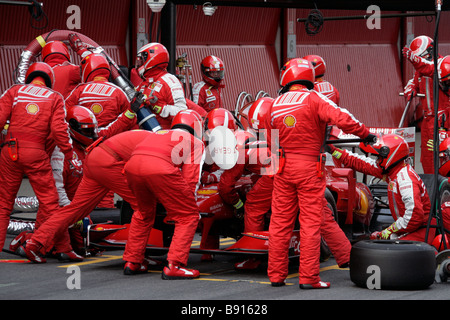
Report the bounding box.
[123,109,205,279]
[329,134,437,243]
[21,110,205,279]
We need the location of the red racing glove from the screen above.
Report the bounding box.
[69,33,91,58]
[67,152,83,176]
[402,47,425,65]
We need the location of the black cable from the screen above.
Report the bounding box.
[28,0,48,30]
[425,1,445,248]
[305,9,323,35]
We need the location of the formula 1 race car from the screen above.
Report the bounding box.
[85,166,378,262]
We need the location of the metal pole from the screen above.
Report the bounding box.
[0,0,36,5]
[297,11,436,22]
[161,0,176,75]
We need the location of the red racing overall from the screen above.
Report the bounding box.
[29,130,151,252]
[266,87,370,285]
[123,129,204,267]
[0,82,74,251]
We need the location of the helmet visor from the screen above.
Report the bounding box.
[79,124,98,139]
[206,69,224,81]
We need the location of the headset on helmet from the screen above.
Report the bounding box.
[67,105,99,147]
[201,55,225,87]
[279,58,315,94]
[25,62,55,88]
[409,35,434,61]
[81,53,111,83]
[135,42,169,77]
[438,55,450,92]
[359,134,409,173]
[303,55,326,78]
[42,41,71,63]
[171,109,203,139]
[247,97,274,131]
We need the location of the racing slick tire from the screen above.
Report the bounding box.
[350,240,436,290]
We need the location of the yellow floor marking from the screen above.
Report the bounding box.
[286,264,349,279]
[57,254,123,268]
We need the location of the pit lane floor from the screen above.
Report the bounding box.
[3,133,449,306]
[1,233,449,304]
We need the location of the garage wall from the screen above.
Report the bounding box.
[294,9,405,128]
[174,5,281,112]
[0,0,130,93]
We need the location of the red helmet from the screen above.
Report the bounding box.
[204,108,237,134]
[67,105,98,147]
[25,62,54,88]
[171,109,203,139]
[432,234,449,252]
[438,55,450,92]
[81,53,111,83]
[303,55,326,78]
[201,55,225,87]
[42,41,71,63]
[409,35,434,60]
[359,134,409,172]
[439,137,450,176]
[247,97,274,131]
[279,58,315,93]
[135,42,169,77]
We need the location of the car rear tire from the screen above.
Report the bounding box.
[350,240,436,290]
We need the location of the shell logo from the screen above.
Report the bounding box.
[90,104,103,115]
[283,115,296,128]
[26,103,39,115]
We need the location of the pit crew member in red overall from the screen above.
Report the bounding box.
[329,134,437,243]
[402,35,449,174]
[123,109,205,279]
[0,62,79,253]
[197,108,238,261]
[192,55,225,113]
[303,54,340,104]
[242,96,353,271]
[266,58,373,289]
[65,53,135,208]
[20,128,150,264]
[218,129,275,270]
[134,43,187,129]
[65,53,134,133]
[10,103,137,257]
[56,105,137,256]
[41,40,81,98]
